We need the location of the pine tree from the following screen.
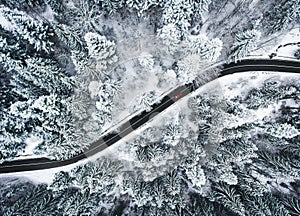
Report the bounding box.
[45,0,64,13]
[265,0,300,34]
[125,0,166,17]
[164,169,181,196]
[163,118,183,146]
[13,57,74,98]
[0,66,22,109]
[242,81,298,109]
[230,29,261,62]
[192,0,212,16]
[256,151,300,179]
[53,24,85,54]
[130,91,160,113]
[1,6,54,53]
[244,194,290,216]
[59,189,98,215]
[264,122,300,139]
[187,34,223,62]
[49,171,73,192]
[210,182,245,216]
[162,0,193,32]
[1,0,46,12]
[84,32,118,72]
[69,158,122,193]
[4,184,60,216]
[99,0,123,14]
[0,100,35,163]
[185,163,206,188]
[175,54,204,84]
[157,23,182,54]
[151,178,167,208]
[64,0,100,33]
[138,53,155,69]
[237,171,271,197]
[280,195,300,216]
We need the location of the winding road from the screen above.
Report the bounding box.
[0,59,299,174]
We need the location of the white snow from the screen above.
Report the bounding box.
[22,136,43,156]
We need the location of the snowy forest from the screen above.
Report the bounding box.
[0,0,300,215]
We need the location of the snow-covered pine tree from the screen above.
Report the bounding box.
[130,91,160,113]
[256,150,300,179]
[210,182,245,216]
[265,0,300,34]
[48,171,73,192]
[187,34,223,62]
[0,6,54,53]
[162,116,184,146]
[192,0,212,18]
[84,32,118,73]
[264,122,300,139]
[125,0,165,17]
[279,195,300,215]
[0,65,21,109]
[53,24,85,55]
[0,32,25,71]
[162,0,193,33]
[175,54,203,84]
[45,0,64,13]
[184,163,206,188]
[138,53,155,69]
[163,169,181,196]
[58,188,98,215]
[13,57,74,99]
[72,163,105,192]
[242,81,298,109]
[157,23,182,54]
[237,171,271,197]
[0,99,36,163]
[124,0,145,16]
[244,193,290,216]
[230,29,261,62]
[98,0,123,15]
[151,178,167,208]
[91,109,112,126]
[1,0,46,12]
[4,184,59,216]
[64,0,101,33]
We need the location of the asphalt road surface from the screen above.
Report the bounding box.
[0,59,299,174]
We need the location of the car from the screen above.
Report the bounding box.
[174,92,183,100]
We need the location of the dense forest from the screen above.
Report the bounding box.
[0,0,299,215]
[1,75,300,215]
[0,0,299,162]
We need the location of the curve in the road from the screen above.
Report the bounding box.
[0,59,299,174]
